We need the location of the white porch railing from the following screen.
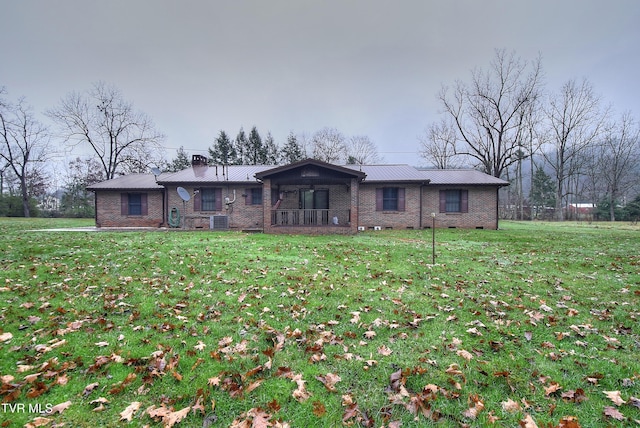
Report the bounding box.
[271,209,350,226]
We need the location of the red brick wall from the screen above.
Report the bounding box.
[422,186,499,229]
[165,185,264,230]
[95,182,500,231]
[357,184,499,230]
[263,178,360,234]
[95,191,164,228]
[358,184,423,229]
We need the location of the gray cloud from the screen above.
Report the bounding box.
[2,0,639,164]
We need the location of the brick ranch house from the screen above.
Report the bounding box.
[87,157,509,233]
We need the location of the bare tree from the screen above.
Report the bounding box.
[346,135,381,165]
[61,157,104,217]
[418,118,464,169]
[595,112,639,221]
[0,90,50,217]
[310,127,346,163]
[47,81,165,179]
[438,49,543,178]
[541,78,606,220]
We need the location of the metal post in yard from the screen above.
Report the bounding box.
[431,212,436,264]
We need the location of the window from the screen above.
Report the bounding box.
[439,189,468,213]
[121,193,147,216]
[194,188,222,211]
[300,189,329,209]
[128,194,142,215]
[376,188,405,211]
[383,188,398,211]
[245,188,263,205]
[200,188,217,211]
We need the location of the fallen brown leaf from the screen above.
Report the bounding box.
[603,406,626,421]
[163,406,191,427]
[557,416,581,428]
[544,382,562,396]
[120,401,141,421]
[24,417,51,428]
[316,372,341,392]
[49,400,72,415]
[501,398,521,413]
[603,390,626,406]
[520,413,538,428]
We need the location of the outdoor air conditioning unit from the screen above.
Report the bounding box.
[210,215,229,230]
[374,226,382,231]
[357,226,365,231]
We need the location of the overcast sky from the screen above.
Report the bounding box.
[2,0,639,166]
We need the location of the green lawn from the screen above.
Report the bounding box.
[0,218,638,427]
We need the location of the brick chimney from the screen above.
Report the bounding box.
[192,155,208,166]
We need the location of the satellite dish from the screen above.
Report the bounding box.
[151,167,162,176]
[177,186,191,202]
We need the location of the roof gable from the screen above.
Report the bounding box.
[255,158,366,181]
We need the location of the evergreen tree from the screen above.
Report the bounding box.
[530,167,556,219]
[246,126,266,165]
[165,146,191,172]
[209,130,238,165]
[235,127,247,165]
[594,199,623,221]
[263,132,279,165]
[280,132,305,164]
[622,195,640,222]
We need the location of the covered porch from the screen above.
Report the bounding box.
[255,159,365,234]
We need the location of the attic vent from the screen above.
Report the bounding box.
[210,215,229,230]
[301,167,319,177]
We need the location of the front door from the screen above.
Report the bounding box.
[300,189,328,224]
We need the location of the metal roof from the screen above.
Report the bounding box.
[255,158,366,180]
[345,165,509,186]
[348,164,426,182]
[86,174,163,191]
[87,163,509,190]
[158,165,272,184]
[418,169,509,186]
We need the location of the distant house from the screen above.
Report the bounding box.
[87,157,509,233]
[566,203,596,221]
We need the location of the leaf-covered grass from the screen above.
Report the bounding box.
[0,218,638,427]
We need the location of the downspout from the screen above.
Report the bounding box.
[496,186,500,230]
[419,182,425,229]
[355,178,361,233]
[161,187,166,228]
[93,191,99,227]
[419,180,430,229]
